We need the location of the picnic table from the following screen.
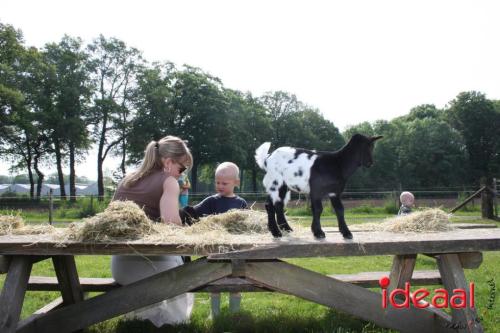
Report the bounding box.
[0,224,499,333]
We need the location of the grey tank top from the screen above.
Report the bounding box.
[113,169,168,221]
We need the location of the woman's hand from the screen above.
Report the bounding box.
[160,176,182,225]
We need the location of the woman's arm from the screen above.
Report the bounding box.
[160,176,182,225]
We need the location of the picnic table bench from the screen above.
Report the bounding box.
[0,223,499,333]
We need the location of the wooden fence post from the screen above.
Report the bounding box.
[480,177,494,219]
[48,189,53,225]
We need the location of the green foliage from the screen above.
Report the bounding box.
[383,194,399,214]
[2,20,499,195]
[455,192,481,212]
[56,196,109,218]
[349,204,377,214]
[447,91,500,180]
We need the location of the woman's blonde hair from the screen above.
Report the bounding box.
[122,136,193,187]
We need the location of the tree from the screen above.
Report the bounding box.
[0,22,25,137]
[260,91,302,147]
[234,92,273,191]
[171,66,233,191]
[44,36,93,201]
[128,62,177,164]
[447,91,500,182]
[0,24,54,198]
[87,35,143,199]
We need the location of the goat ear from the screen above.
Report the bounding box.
[370,135,383,142]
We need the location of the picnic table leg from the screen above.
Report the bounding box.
[0,256,33,333]
[389,254,417,292]
[52,256,84,305]
[436,253,483,333]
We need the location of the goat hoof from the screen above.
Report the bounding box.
[279,225,293,232]
[313,230,326,239]
[342,232,353,239]
[270,230,283,238]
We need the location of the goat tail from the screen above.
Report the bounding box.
[255,142,271,170]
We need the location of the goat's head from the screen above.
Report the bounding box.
[350,134,383,168]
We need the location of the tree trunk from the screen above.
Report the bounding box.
[191,160,198,193]
[239,169,244,192]
[69,141,76,202]
[120,138,126,177]
[27,161,34,199]
[97,156,104,201]
[481,177,494,219]
[33,152,44,199]
[24,135,35,199]
[54,138,66,200]
[97,114,107,201]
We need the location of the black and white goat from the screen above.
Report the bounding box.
[255,134,382,239]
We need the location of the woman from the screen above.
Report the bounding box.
[111,135,194,327]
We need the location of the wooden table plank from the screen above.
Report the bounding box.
[328,223,498,233]
[0,229,499,258]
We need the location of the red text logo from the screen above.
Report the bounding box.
[379,276,475,309]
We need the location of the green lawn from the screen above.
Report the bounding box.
[0,212,498,332]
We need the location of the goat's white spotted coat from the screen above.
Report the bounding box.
[256,144,317,204]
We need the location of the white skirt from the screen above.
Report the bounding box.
[111,255,194,327]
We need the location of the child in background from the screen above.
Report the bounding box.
[398,191,415,215]
[192,162,247,317]
[178,172,191,208]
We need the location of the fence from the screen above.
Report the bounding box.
[0,187,487,223]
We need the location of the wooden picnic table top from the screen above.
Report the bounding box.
[0,227,499,258]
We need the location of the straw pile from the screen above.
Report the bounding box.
[352,208,454,233]
[188,209,268,234]
[64,200,156,242]
[0,213,55,235]
[0,213,25,235]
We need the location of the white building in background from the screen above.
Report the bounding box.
[0,183,100,196]
[8,184,31,194]
[0,184,11,195]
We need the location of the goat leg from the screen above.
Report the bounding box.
[310,198,325,239]
[275,201,293,232]
[330,196,353,239]
[265,198,282,238]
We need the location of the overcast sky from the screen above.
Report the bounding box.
[1,0,499,180]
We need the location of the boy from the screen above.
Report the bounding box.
[187,162,247,317]
[398,191,415,215]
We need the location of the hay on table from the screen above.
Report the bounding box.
[64,200,157,242]
[351,208,454,233]
[0,214,25,235]
[0,213,55,235]
[188,209,268,234]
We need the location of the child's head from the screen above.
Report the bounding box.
[400,191,415,207]
[215,162,240,197]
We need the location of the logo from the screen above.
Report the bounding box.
[379,276,475,309]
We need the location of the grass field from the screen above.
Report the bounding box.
[0,210,498,332]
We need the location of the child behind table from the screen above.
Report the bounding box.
[398,191,415,216]
[192,162,247,317]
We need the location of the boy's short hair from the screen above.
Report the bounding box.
[215,162,240,180]
[400,191,415,206]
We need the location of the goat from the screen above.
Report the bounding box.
[255,134,382,239]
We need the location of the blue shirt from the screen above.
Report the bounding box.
[194,194,248,216]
